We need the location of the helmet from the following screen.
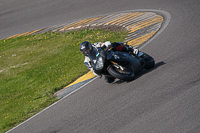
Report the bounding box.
[79,41,93,56]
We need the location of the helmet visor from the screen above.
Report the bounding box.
[83,48,90,54]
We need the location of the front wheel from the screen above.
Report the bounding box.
[144,54,155,69]
[107,66,135,81]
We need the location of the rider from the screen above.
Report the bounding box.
[79,41,139,83]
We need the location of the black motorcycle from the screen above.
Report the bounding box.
[92,46,155,81]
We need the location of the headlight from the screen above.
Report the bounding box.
[95,57,104,70]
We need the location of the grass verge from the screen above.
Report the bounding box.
[0,29,128,132]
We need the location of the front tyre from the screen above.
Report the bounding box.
[144,54,155,69]
[107,66,135,81]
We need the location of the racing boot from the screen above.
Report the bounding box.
[105,75,115,83]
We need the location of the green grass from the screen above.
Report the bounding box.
[0,29,128,132]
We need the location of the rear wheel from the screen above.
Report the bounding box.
[107,65,135,81]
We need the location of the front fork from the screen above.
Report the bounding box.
[137,52,146,70]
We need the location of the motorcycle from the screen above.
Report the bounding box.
[92,45,155,81]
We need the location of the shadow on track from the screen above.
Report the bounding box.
[113,61,166,84]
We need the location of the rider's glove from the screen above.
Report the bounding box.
[127,45,139,56]
[94,42,102,48]
[128,45,139,55]
[133,49,139,55]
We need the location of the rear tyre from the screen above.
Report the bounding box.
[107,66,135,81]
[144,54,155,69]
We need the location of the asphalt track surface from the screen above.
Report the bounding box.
[1,0,200,133]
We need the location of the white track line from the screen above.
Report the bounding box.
[6,77,97,133]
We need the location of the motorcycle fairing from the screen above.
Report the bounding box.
[107,51,142,74]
